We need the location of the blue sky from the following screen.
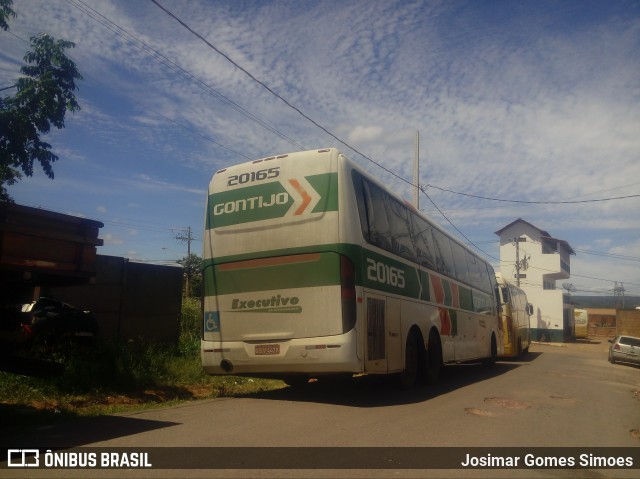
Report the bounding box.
[2,0,639,296]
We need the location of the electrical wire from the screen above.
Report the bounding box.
[65,0,306,151]
[14,1,638,293]
[148,0,505,270]
[148,0,411,188]
[572,248,640,263]
[148,0,640,286]
[127,97,252,160]
[425,184,640,204]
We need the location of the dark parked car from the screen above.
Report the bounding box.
[608,335,640,366]
[1,297,98,347]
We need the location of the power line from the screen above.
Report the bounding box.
[572,247,640,263]
[8,1,251,161]
[520,238,640,265]
[148,0,499,265]
[65,0,305,152]
[149,1,640,280]
[425,184,640,204]
[148,0,410,187]
[127,96,252,160]
[17,0,487,267]
[419,186,499,262]
[517,263,640,289]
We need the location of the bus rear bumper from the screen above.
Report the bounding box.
[201,330,361,376]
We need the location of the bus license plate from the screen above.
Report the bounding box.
[255,344,280,355]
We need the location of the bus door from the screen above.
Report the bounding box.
[364,293,402,373]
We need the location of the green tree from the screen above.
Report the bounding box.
[0,0,16,32]
[178,253,203,297]
[0,0,82,201]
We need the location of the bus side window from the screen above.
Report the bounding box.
[411,216,435,269]
[431,230,456,277]
[451,243,470,285]
[352,171,371,241]
[364,181,392,251]
[500,286,510,305]
[386,196,416,261]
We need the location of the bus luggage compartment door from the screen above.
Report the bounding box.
[364,294,401,373]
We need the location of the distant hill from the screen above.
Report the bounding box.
[571,296,640,309]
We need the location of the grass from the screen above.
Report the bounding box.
[0,297,284,427]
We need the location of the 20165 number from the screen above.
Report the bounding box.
[366,258,405,288]
[227,167,280,186]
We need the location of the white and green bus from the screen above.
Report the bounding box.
[202,148,502,387]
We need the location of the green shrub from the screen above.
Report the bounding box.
[0,297,283,419]
[179,297,201,355]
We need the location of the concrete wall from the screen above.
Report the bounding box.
[616,309,640,337]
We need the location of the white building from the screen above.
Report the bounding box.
[495,219,575,342]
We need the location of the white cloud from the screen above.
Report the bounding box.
[3,0,638,293]
[102,233,124,245]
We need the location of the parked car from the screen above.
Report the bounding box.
[1,297,98,348]
[608,335,640,366]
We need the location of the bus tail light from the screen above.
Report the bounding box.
[340,255,357,333]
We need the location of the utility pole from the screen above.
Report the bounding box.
[174,226,194,296]
[562,282,576,303]
[174,226,193,257]
[613,282,625,309]
[514,238,520,286]
[513,237,528,287]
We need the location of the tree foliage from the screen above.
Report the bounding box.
[178,253,203,297]
[0,0,82,201]
[0,0,16,32]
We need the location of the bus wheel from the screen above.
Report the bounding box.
[426,330,442,384]
[483,334,498,366]
[398,331,419,389]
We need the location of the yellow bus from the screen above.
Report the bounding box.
[574,309,589,339]
[201,148,503,387]
[495,273,532,357]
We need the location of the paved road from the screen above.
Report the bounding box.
[2,341,639,478]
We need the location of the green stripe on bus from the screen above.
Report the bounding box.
[207,252,341,296]
[459,286,473,311]
[449,309,458,336]
[203,243,484,313]
[442,279,452,306]
[307,173,339,213]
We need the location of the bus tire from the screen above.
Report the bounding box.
[398,331,420,389]
[426,330,443,384]
[483,334,498,366]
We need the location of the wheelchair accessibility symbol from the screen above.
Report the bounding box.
[204,311,220,332]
